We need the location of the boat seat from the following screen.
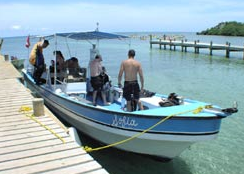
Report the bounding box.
[140,96,186,109]
[140,96,162,109]
[65,82,87,98]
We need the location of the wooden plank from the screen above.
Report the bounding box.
[0,131,68,148]
[0,116,29,124]
[0,102,33,109]
[0,97,32,103]
[0,140,81,163]
[0,110,32,117]
[0,123,63,137]
[0,128,66,145]
[40,161,105,174]
[0,119,35,128]
[1,156,100,174]
[0,150,92,171]
[0,138,74,156]
[0,61,21,79]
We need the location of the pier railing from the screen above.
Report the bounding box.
[149,35,244,59]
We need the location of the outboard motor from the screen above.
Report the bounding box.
[222,101,238,114]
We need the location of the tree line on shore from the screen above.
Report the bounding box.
[197,21,244,37]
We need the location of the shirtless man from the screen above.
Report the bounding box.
[90,54,108,106]
[118,49,144,112]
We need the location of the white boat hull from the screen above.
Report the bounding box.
[45,95,217,159]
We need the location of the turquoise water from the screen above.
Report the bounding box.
[1,33,244,174]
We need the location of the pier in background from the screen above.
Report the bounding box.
[149,35,244,59]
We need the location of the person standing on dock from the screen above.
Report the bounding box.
[118,49,144,112]
[29,40,49,85]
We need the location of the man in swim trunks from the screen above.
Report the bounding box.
[90,54,109,106]
[118,49,144,111]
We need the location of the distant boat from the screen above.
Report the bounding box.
[22,30,238,161]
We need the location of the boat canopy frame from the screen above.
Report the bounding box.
[46,30,129,88]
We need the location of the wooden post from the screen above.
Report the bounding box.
[243,44,244,60]
[150,35,152,49]
[169,39,172,50]
[194,40,197,53]
[181,40,184,52]
[197,40,200,53]
[173,39,176,51]
[159,39,162,49]
[226,42,230,58]
[184,39,187,52]
[33,98,44,116]
[210,41,213,55]
[4,55,9,61]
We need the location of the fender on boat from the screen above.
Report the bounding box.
[68,127,82,146]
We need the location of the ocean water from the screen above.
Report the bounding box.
[1,32,244,174]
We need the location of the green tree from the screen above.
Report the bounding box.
[197,21,244,37]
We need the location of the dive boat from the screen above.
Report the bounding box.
[22,30,238,161]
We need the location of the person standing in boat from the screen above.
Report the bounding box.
[90,54,109,106]
[118,49,144,112]
[53,50,65,73]
[30,40,49,85]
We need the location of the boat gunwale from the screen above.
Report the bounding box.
[48,87,222,120]
[23,70,223,120]
[43,93,220,136]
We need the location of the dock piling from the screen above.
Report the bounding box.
[194,41,198,54]
[150,35,152,49]
[169,40,172,50]
[181,40,184,52]
[210,41,213,55]
[33,98,44,116]
[184,39,187,52]
[226,42,230,58]
[4,55,9,61]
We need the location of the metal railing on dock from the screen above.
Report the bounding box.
[149,35,244,59]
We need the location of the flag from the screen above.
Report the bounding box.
[25,35,30,48]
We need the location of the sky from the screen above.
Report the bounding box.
[0,0,244,37]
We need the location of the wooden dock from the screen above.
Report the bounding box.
[150,36,244,59]
[0,55,109,174]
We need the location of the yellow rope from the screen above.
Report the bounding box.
[193,105,212,114]
[83,105,212,152]
[27,114,66,143]
[19,105,33,112]
[19,106,66,143]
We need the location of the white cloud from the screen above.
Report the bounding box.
[11,25,21,30]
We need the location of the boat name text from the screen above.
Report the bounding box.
[112,115,138,128]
